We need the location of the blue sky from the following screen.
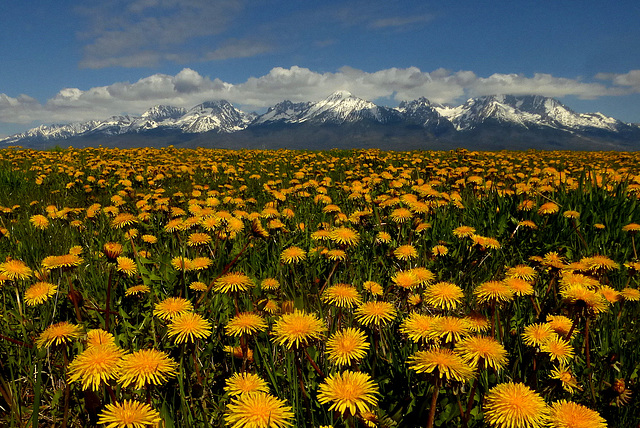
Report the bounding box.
[1,0,640,137]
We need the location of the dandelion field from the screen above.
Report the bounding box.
[1,147,640,427]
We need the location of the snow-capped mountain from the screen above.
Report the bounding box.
[1,92,639,150]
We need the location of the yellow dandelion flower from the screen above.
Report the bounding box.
[111,213,138,229]
[599,285,620,303]
[355,301,396,327]
[389,207,413,223]
[125,284,150,296]
[260,277,280,291]
[226,312,268,337]
[103,242,123,260]
[0,259,33,281]
[189,281,208,292]
[410,267,435,286]
[484,382,549,428]
[506,265,537,281]
[474,281,514,305]
[118,349,178,389]
[317,370,379,416]
[98,400,161,428]
[580,255,619,271]
[141,234,158,244]
[167,312,212,344]
[224,372,270,397]
[68,343,125,391]
[326,249,347,261]
[550,365,581,394]
[30,214,49,229]
[408,347,475,382]
[620,287,640,301]
[546,315,576,338]
[153,297,194,320]
[326,328,370,366]
[116,256,137,276]
[432,245,448,256]
[522,323,556,347]
[329,227,360,247]
[393,245,418,260]
[271,309,325,349]
[225,392,293,428]
[540,335,574,365]
[322,284,362,308]
[37,321,83,348]
[548,400,606,428]
[86,329,115,347]
[375,231,392,244]
[391,270,419,290]
[187,232,212,246]
[538,202,560,215]
[191,257,212,270]
[455,335,508,370]
[431,316,472,343]
[453,225,476,238]
[400,312,439,343]
[214,272,254,294]
[423,281,464,311]
[362,281,383,296]
[24,281,57,306]
[280,246,306,264]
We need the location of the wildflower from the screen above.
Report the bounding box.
[224,372,270,397]
[522,323,556,347]
[455,336,508,370]
[317,371,379,416]
[610,378,632,407]
[325,328,370,366]
[37,321,83,348]
[187,232,212,246]
[167,312,212,344]
[538,202,560,215]
[30,214,49,229]
[322,284,362,308]
[540,335,575,365]
[116,257,137,276]
[391,270,419,290]
[191,257,212,270]
[546,315,576,338]
[620,287,640,301]
[355,301,397,327]
[484,382,549,428]
[432,316,472,343]
[280,246,306,264]
[103,242,123,260]
[563,210,580,219]
[111,213,137,229]
[225,392,293,428]
[423,281,464,311]
[389,207,413,223]
[393,245,418,260]
[375,231,391,244]
[622,223,640,232]
[225,312,268,337]
[411,267,435,286]
[326,249,347,261]
[506,265,537,281]
[118,349,178,389]
[41,254,83,270]
[214,272,254,294]
[260,278,280,291]
[465,312,491,333]
[86,329,115,347]
[141,234,158,244]
[0,259,33,281]
[560,285,608,314]
[599,285,620,303]
[503,277,534,296]
[153,297,194,320]
[548,400,606,428]
[329,227,360,247]
[98,400,161,428]
[271,309,325,349]
[453,225,476,238]
[408,348,475,382]
[68,343,125,391]
[24,282,57,306]
[581,255,619,271]
[432,245,448,256]
[400,313,439,343]
[189,281,208,292]
[474,281,514,305]
[125,284,150,296]
[550,365,580,394]
[362,281,383,296]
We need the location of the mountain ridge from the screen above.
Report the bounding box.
[2,91,639,150]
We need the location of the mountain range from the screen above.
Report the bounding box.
[2,91,639,151]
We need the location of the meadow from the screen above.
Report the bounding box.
[0,146,639,427]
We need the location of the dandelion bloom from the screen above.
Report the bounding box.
[540,335,575,365]
[484,382,549,428]
[400,313,439,343]
[355,301,397,327]
[391,270,419,290]
[431,316,472,343]
[506,265,537,281]
[325,328,370,366]
[322,283,362,308]
[125,284,151,296]
[547,400,606,428]
[0,259,33,281]
[280,246,306,264]
[189,281,208,292]
[214,272,255,294]
[362,281,383,296]
[116,256,137,276]
[37,321,83,348]
[187,232,212,247]
[503,277,534,296]
[191,257,212,270]
[260,278,280,291]
[550,365,580,394]
[317,370,379,416]
[455,336,508,370]
[329,227,360,247]
[423,281,464,311]
[225,392,293,428]
[563,210,580,219]
[546,315,576,338]
[118,349,178,389]
[103,242,123,260]
[68,343,125,391]
[30,214,49,229]
[560,285,608,314]
[167,312,212,344]
[225,312,268,337]
[522,323,556,347]
[393,245,418,260]
[453,225,476,238]
[474,281,514,305]
[154,297,193,320]
[581,255,619,271]
[389,207,413,224]
[376,231,392,244]
[41,254,84,270]
[325,249,347,261]
[111,213,138,229]
[465,312,491,333]
[408,348,475,382]
[411,267,436,286]
[271,309,325,349]
[24,281,57,306]
[86,329,115,347]
[432,245,448,256]
[622,223,640,232]
[224,372,270,397]
[538,202,560,215]
[141,234,158,244]
[620,287,640,301]
[98,400,161,428]
[599,285,620,303]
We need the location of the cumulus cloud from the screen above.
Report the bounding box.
[1,66,638,126]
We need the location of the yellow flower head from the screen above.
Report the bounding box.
[317,371,379,416]
[68,343,125,391]
[484,382,549,428]
[167,312,212,344]
[98,400,161,428]
[271,309,325,349]
[325,328,370,366]
[118,349,178,389]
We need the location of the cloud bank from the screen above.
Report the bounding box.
[1,66,638,125]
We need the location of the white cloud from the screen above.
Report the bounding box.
[1,66,638,126]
